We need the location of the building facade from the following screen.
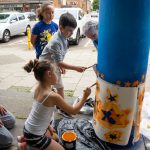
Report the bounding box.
[0,0,91,13]
[55,0,91,13]
[0,0,53,12]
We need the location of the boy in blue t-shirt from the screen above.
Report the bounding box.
[31,4,58,59]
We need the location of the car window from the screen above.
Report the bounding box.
[54,9,77,19]
[18,14,25,20]
[10,14,18,21]
[0,14,10,23]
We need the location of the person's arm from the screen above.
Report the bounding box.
[50,42,87,72]
[0,105,7,116]
[31,34,37,47]
[0,105,5,127]
[52,87,91,115]
[31,24,39,47]
[58,62,87,73]
[0,119,3,127]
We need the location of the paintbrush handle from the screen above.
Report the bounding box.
[89,83,96,88]
[86,64,94,69]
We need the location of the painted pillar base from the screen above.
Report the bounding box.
[94,77,145,146]
[107,135,146,149]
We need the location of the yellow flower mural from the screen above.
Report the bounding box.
[104,130,122,143]
[124,81,131,87]
[106,89,118,102]
[132,80,139,87]
[94,87,131,129]
[134,87,145,141]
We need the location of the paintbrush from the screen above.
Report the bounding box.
[86,64,95,70]
[89,83,96,88]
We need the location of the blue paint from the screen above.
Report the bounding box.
[97,0,150,85]
[148,49,150,64]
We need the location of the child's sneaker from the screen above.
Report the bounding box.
[18,142,30,150]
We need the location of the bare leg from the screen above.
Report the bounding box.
[45,129,59,142]
[45,139,64,150]
[28,131,63,150]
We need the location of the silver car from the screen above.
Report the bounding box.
[0,12,31,42]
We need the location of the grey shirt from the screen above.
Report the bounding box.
[39,30,68,63]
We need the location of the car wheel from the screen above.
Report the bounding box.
[74,30,80,45]
[81,34,86,38]
[3,30,10,42]
[24,25,31,36]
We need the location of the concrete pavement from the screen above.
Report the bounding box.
[0,36,97,98]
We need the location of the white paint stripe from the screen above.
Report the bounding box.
[84,39,92,47]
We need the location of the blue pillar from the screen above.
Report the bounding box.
[96,0,150,147]
[97,0,150,86]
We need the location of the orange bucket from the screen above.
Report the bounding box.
[62,131,77,150]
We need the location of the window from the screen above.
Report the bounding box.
[0,14,10,23]
[17,14,25,20]
[10,14,18,22]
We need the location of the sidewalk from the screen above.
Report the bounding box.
[0,41,97,98]
[0,43,150,97]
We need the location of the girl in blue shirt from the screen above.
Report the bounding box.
[31,4,58,59]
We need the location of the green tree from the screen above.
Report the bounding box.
[92,0,99,11]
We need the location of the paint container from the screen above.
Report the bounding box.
[62,131,77,150]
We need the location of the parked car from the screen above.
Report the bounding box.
[91,11,99,18]
[0,12,31,42]
[24,12,36,21]
[53,8,86,45]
